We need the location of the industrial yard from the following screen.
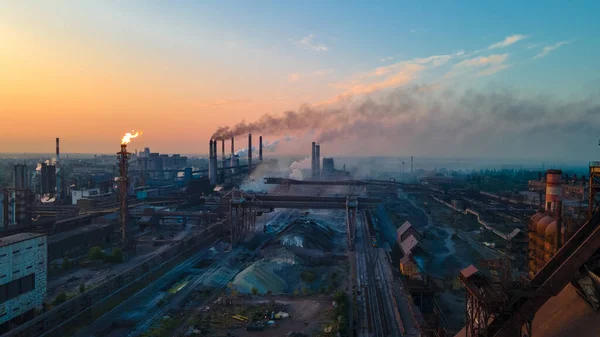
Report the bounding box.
[1,131,599,337]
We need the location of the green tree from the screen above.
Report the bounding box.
[54,292,67,305]
[62,257,72,270]
[300,270,316,283]
[293,289,300,296]
[79,283,85,293]
[88,246,104,260]
[109,248,123,263]
[251,287,258,295]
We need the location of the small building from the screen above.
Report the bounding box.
[396,221,420,246]
[71,188,100,205]
[399,255,420,279]
[0,233,47,332]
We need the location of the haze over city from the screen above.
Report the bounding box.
[1,1,599,160]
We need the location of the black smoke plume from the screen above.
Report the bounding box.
[212,85,600,157]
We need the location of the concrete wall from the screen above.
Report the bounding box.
[0,235,47,325]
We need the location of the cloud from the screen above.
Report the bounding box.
[456,54,508,67]
[326,50,463,102]
[526,43,538,50]
[291,34,329,52]
[446,54,509,78]
[288,69,334,82]
[488,34,528,49]
[533,40,573,59]
[380,56,394,62]
[476,64,511,77]
[332,63,424,97]
[410,29,417,33]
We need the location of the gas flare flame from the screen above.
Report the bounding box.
[121,130,142,145]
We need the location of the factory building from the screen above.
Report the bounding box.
[137,150,188,172]
[40,163,56,195]
[71,188,100,205]
[13,165,28,190]
[0,233,47,332]
[322,158,335,177]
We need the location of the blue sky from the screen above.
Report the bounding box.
[0,1,598,159]
[129,0,599,97]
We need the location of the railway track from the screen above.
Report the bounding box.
[359,210,402,337]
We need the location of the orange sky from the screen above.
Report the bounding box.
[0,8,328,154]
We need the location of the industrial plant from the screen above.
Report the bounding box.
[0,128,597,337]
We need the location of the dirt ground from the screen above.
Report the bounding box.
[192,295,333,337]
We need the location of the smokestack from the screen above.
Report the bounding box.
[209,140,217,185]
[315,144,320,179]
[213,140,218,182]
[259,136,263,161]
[411,156,414,174]
[231,137,235,167]
[248,133,252,168]
[56,138,60,200]
[221,139,225,166]
[311,142,316,178]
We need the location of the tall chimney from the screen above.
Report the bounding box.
[213,140,218,182]
[259,136,263,161]
[56,138,60,200]
[311,142,316,178]
[221,139,225,166]
[315,144,320,179]
[411,156,414,173]
[248,134,252,168]
[209,140,216,185]
[231,137,235,167]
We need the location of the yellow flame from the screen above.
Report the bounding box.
[121,130,143,145]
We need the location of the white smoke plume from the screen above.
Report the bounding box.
[36,158,57,171]
[289,156,312,180]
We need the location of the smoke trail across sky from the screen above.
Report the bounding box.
[212,85,600,159]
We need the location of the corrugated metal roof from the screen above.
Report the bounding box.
[400,234,419,255]
[397,221,413,237]
[460,265,479,279]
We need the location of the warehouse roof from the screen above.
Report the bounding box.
[0,232,45,247]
